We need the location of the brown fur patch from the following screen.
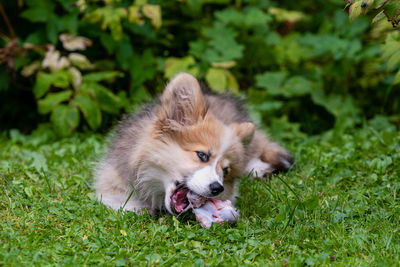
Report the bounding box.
[172,114,224,152]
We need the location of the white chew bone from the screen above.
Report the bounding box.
[187,192,239,228]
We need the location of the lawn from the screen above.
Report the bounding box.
[0,116,399,266]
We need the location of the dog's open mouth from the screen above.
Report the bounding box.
[170,184,239,228]
[171,186,207,214]
[171,186,190,213]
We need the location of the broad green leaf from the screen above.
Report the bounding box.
[21,61,41,77]
[387,50,400,69]
[283,76,314,96]
[25,31,47,45]
[187,0,230,14]
[135,0,148,6]
[128,5,144,25]
[20,8,50,22]
[84,6,127,40]
[52,71,70,88]
[116,36,134,70]
[130,49,156,88]
[214,8,243,25]
[46,15,59,43]
[276,34,313,64]
[33,72,54,99]
[334,9,369,38]
[394,70,400,84]
[257,73,313,97]
[205,68,239,93]
[38,90,73,114]
[211,61,236,69]
[254,101,283,112]
[204,22,244,63]
[73,94,102,130]
[129,86,151,106]
[206,68,226,93]
[265,32,281,46]
[312,90,361,128]
[142,4,162,29]
[381,33,400,59]
[255,71,287,95]
[349,1,363,21]
[50,104,80,136]
[372,10,386,24]
[215,7,271,27]
[81,83,121,114]
[20,0,55,23]
[299,34,361,60]
[188,39,208,60]
[268,7,306,23]
[83,71,124,83]
[29,151,48,173]
[67,67,82,89]
[100,33,117,54]
[244,8,272,26]
[42,47,70,71]
[224,69,239,94]
[58,14,79,35]
[164,56,199,79]
[60,34,92,51]
[381,32,400,84]
[68,53,94,70]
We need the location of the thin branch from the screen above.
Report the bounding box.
[374,0,389,10]
[0,3,16,39]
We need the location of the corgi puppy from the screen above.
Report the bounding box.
[94,73,293,215]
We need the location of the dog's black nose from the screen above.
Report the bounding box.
[209,182,224,196]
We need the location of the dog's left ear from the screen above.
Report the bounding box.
[158,73,207,127]
[230,122,255,144]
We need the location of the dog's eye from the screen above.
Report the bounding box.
[196,151,209,162]
[223,167,229,176]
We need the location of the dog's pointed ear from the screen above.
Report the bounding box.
[159,73,207,126]
[230,122,255,144]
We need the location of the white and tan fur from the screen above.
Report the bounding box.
[94,73,293,215]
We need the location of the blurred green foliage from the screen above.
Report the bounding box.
[0,0,399,136]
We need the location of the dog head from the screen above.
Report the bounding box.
[151,73,254,214]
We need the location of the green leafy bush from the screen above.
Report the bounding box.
[345,0,400,84]
[1,0,399,136]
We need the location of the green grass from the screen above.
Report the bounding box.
[1,116,399,266]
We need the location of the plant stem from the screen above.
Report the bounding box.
[0,4,16,39]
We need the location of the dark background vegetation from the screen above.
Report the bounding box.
[1,0,399,139]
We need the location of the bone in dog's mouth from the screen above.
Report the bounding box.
[170,183,239,228]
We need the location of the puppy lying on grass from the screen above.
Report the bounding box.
[94,73,292,228]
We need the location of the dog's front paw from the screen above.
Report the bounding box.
[245,158,274,178]
[261,142,294,174]
[246,143,293,178]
